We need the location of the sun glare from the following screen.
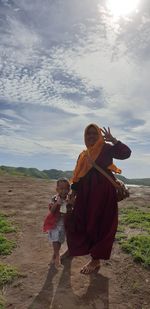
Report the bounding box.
[107,0,140,18]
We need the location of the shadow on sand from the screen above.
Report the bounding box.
[28,257,109,309]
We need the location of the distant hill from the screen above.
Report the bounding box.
[0,165,49,179]
[0,165,73,180]
[0,165,150,186]
[116,175,150,187]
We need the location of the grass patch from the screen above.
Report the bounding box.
[117,208,150,268]
[0,264,22,286]
[117,225,125,233]
[120,204,139,210]
[0,215,16,234]
[0,293,5,309]
[119,208,150,232]
[0,235,16,255]
[116,232,127,242]
[121,235,150,268]
[116,225,127,242]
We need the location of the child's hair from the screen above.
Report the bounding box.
[56,177,70,188]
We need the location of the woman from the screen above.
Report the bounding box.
[66,124,131,274]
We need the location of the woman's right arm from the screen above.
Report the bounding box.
[110,141,131,160]
[102,127,131,160]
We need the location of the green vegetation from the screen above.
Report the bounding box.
[0,235,16,255]
[0,215,16,234]
[0,216,19,308]
[0,214,16,255]
[116,225,126,242]
[43,168,73,180]
[0,263,24,309]
[0,264,21,286]
[121,236,150,268]
[0,165,73,180]
[0,293,5,309]
[119,208,150,232]
[117,207,150,268]
[115,232,127,242]
[0,165,49,179]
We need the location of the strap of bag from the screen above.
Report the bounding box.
[87,154,120,189]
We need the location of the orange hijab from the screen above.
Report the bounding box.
[72,124,121,183]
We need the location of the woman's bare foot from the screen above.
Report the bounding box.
[80,259,100,274]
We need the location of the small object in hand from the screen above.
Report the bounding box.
[60,201,67,214]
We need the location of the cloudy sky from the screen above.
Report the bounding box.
[0,0,150,178]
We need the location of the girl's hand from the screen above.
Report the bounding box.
[50,201,60,214]
[101,127,118,144]
[56,196,61,205]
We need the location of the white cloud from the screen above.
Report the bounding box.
[0,0,150,176]
[0,132,83,159]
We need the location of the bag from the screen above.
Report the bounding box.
[89,159,130,202]
[115,179,130,202]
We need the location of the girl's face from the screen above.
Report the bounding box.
[56,181,70,199]
[85,126,99,147]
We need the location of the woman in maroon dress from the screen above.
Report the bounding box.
[66,124,131,274]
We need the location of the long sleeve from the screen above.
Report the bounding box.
[109,141,131,160]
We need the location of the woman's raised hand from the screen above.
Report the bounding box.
[101,127,118,144]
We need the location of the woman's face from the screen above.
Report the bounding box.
[85,126,99,147]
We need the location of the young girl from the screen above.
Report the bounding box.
[43,178,71,269]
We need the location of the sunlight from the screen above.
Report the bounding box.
[106,0,140,18]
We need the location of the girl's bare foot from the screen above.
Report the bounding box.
[54,255,62,269]
[80,259,100,274]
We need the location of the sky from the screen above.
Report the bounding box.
[0,0,150,178]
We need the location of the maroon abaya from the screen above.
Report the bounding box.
[66,141,131,260]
